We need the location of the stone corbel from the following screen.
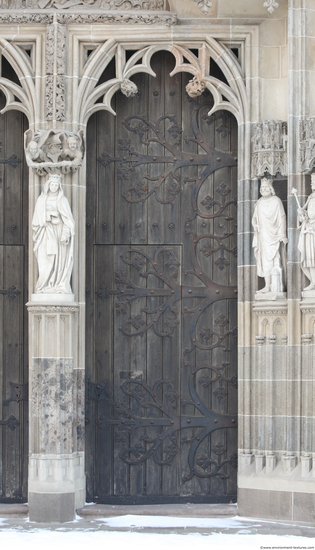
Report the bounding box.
[24,129,85,176]
[299,118,315,173]
[251,120,288,178]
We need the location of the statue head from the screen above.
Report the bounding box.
[67,136,78,151]
[28,141,39,158]
[47,173,62,194]
[260,177,275,197]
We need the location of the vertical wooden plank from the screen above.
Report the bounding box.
[0,93,5,244]
[94,245,114,498]
[0,247,3,496]
[4,110,24,245]
[3,246,23,498]
[85,112,97,501]
[161,53,183,500]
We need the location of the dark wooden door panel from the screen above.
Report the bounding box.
[86,51,237,504]
[0,88,29,502]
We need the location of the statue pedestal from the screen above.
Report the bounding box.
[302,289,315,300]
[31,293,74,303]
[254,291,286,302]
[27,299,85,522]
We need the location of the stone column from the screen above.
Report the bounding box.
[27,300,85,522]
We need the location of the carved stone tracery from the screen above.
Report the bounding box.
[251,120,288,177]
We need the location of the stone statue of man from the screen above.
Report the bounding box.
[297,173,315,291]
[252,178,288,295]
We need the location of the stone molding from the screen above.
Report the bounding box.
[0,11,176,24]
[27,305,79,313]
[251,120,288,177]
[0,0,165,9]
[0,13,53,22]
[253,305,288,316]
[299,118,315,174]
[56,11,177,24]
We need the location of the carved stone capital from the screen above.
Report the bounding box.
[251,120,288,177]
[24,129,85,176]
[299,118,315,173]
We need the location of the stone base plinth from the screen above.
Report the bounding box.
[238,454,315,523]
[30,293,74,303]
[254,292,286,302]
[27,302,84,523]
[238,487,315,524]
[29,492,75,523]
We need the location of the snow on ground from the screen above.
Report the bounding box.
[0,515,314,550]
[101,513,254,528]
[0,529,314,550]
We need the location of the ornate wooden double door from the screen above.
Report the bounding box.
[86,51,238,504]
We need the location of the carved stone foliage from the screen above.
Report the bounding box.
[57,12,176,24]
[0,0,165,8]
[263,0,279,13]
[299,118,315,174]
[45,24,66,121]
[251,120,288,177]
[0,13,53,23]
[24,128,85,175]
[186,75,206,98]
[192,0,212,14]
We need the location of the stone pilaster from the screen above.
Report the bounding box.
[27,301,85,523]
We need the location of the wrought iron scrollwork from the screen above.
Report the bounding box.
[97,106,237,209]
[0,154,21,169]
[0,285,21,300]
[94,100,237,485]
[95,368,237,482]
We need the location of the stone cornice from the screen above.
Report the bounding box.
[0,10,177,25]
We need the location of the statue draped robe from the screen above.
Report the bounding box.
[32,184,75,294]
[252,195,287,279]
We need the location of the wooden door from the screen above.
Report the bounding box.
[0,74,29,502]
[86,51,238,504]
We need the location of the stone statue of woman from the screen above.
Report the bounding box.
[252,178,287,296]
[32,174,75,294]
[294,173,315,292]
